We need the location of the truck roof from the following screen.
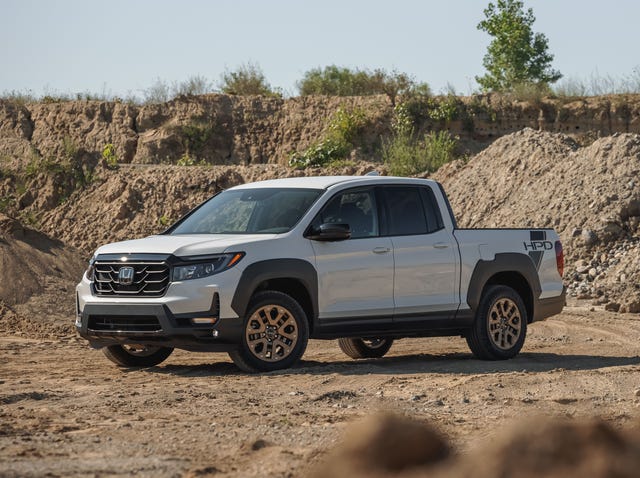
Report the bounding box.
[228,175,439,190]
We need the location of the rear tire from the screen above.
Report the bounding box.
[466,285,527,360]
[338,338,394,359]
[229,291,309,373]
[102,344,174,367]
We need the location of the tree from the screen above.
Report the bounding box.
[476,0,561,92]
[219,62,280,96]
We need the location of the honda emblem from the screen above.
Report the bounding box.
[118,266,135,285]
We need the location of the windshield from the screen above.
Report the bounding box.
[170,188,323,235]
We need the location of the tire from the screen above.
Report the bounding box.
[466,285,528,360]
[228,291,309,373]
[338,338,394,359]
[102,344,174,367]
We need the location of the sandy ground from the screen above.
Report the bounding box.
[1,305,640,477]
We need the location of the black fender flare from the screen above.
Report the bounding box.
[466,253,541,316]
[230,259,318,319]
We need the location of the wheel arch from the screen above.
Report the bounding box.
[231,259,318,328]
[467,253,541,323]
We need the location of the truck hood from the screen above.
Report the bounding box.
[94,234,277,258]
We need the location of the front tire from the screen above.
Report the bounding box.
[229,291,309,373]
[338,338,394,359]
[102,344,174,367]
[466,285,528,360]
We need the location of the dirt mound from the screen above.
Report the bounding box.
[308,413,448,478]
[443,418,640,478]
[40,162,380,255]
[0,214,84,337]
[310,414,640,478]
[434,128,640,311]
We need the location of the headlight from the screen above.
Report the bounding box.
[172,252,244,281]
[84,258,95,280]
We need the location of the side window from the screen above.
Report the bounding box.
[314,188,379,239]
[381,187,428,236]
[420,187,445,233]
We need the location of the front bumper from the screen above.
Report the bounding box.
[76,302,243,352]
[75,262,245,351]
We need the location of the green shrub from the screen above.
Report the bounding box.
[180,121,212,157]
[288,138,350,169]
[20,210,41,228]
[297,66,430,105]
[468,96,498,123]
[383,130,458,177]
[298,66,374,96]
[101,143,118,169]
[177,153,199,166]
[219,62,280,96]
[0,196,15,213]
[1,89,37,106]
[141,75,216,104]
[508,81,552,103]
[327,107,367,143]
[174,75,214,97]
[289,107,368,168]
[25,153,61,178]
[369,69,431,106]
[26,138,94,187]
[400,95,465,125]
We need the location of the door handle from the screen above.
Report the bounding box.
[433,242,449,249]
[372,247,391,254]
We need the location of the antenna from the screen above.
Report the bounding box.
[365,170,380,176]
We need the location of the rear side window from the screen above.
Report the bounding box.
[420,187,445,233]
[381,187,428,236]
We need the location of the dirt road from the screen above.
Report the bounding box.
[1,306,639,477]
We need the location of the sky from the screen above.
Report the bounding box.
[1,0,639,98]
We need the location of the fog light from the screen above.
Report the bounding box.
[75,315,82,327]
[212,329,219,338]
[191,318,218,325]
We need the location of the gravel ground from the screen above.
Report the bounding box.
[2,305,639,477]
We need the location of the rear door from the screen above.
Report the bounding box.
[309,187,394,322]
[379,185,460,319]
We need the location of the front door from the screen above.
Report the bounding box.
[309,187,394,323]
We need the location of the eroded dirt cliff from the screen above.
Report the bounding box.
[1,94,639,170]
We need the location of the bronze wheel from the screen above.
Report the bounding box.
[466,285,528,360]
[102,344,173,367]
[245,304,300,362]
[338,337,394,359]
[229,291,309,372]
[487,298,523,350]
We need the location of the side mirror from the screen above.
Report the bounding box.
[306,223,351,241]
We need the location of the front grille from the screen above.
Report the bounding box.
[93,261,170,297]
[88,315,162,332]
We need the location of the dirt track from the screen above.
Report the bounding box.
[1,305,639,477]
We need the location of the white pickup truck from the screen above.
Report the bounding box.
[76,176,565,372]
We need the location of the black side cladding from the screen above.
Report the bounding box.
[230,259,318,319]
